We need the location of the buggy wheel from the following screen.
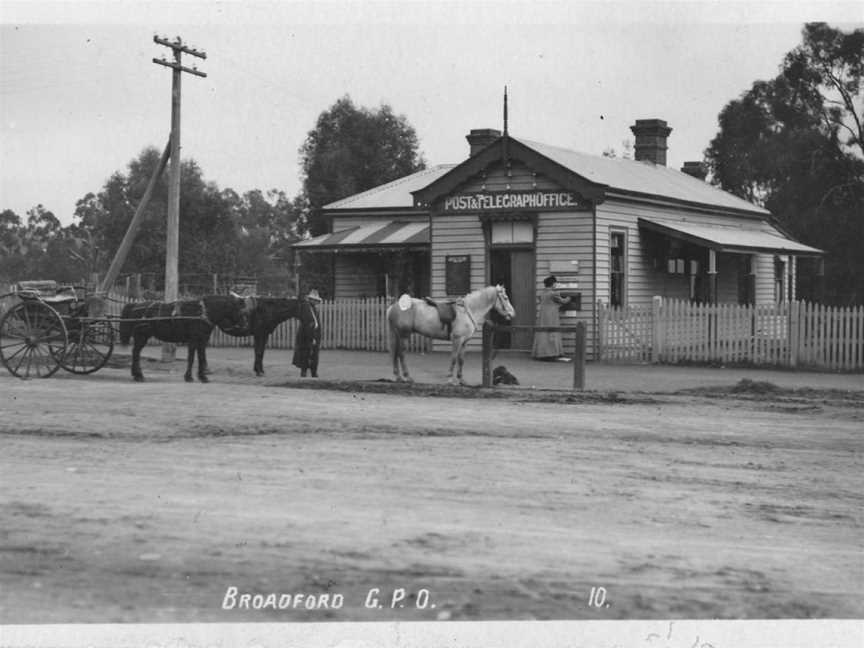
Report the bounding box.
[0,301,67,378]
[60,320,114,374]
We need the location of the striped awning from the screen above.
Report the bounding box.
[293,221,429,251]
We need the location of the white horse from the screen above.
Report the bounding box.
[387,285,516,385]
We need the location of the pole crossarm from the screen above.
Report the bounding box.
[153,35,207,59]
[152,58,207,78]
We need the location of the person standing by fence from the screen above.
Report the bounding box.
[293,288,322,377]
[532,275,572,361]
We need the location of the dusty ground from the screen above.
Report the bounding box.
[1,350,862,623]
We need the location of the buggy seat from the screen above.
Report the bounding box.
[16,280,79,304]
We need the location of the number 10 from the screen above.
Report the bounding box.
[588,586,607,608]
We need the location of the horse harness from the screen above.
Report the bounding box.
[456,298,479,332]
[198,299,213,326]
[133,299,213,325]
[172,299,214,326]
[458,287,508,333]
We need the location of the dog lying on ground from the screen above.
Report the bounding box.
[492,365,519,386]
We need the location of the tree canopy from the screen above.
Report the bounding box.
[293,95,426,295]
[1,148,302,294]
[299,95,426,236]
[705,22,864,305]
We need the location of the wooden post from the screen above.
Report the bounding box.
[481,321,493,387]
[749,253,758,305]
[789,300,800,368]
[597,300,605,362]
[153,35,207,360]
[816,257,826,303]
[161,50,182,362]
[651,295,662,363]
[98,140,171,296]
[573,321,586,390]
[707,248,718,304]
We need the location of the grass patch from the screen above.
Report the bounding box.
[730,379,782,394]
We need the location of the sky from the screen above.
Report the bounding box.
[1,1,862,226]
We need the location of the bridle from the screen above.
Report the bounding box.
[494,287,511,318]
[461,287,510,333]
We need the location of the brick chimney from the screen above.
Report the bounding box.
[681,161,707,180]
[629,119,672,166]
[466,128,501,157]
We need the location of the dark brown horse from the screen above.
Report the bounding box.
[118,295,248,382]
[217,296,300,376]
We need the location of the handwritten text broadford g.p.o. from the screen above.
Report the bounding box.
[221,586,435,611]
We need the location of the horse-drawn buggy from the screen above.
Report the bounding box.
[0,280,115,379]
[0,280,250,381]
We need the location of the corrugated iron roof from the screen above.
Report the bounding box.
[324,164,457,210]
[323,137,770,216]
[517,138,769,215]
[294,220,429,249]
[639,218,823,255]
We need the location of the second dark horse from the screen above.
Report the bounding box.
[218,297,300,376]
[119,295,248,382]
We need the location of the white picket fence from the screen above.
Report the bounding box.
[208,296,430,353]
[599,299,864,371]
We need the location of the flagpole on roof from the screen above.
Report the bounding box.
[503,85,508,136]
[503,85,509,163]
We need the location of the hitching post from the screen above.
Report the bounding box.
[481,321,493,387]
[573,321,586,390]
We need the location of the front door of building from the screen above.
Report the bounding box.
[490,249,535,349]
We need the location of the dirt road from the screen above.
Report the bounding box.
[1,365,862,623]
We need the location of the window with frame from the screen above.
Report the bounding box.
[490,220,534,245]
[610,229,627,307]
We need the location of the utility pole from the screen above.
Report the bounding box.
[153,35,207,360]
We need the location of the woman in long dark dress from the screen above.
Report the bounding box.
[292,289,322,377]
[532,275,572,361]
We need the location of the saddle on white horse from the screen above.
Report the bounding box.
[423,296,457,326]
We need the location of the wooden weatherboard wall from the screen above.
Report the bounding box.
[455,159,560,193]
[429,213,486,352]
[594,200,779,308]
[535,209,596,358]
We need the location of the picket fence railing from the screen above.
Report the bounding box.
[208,297,430,353]
[599,299,864,372]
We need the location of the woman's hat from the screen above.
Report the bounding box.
[544,275,558,287]
[306,289,322,302]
